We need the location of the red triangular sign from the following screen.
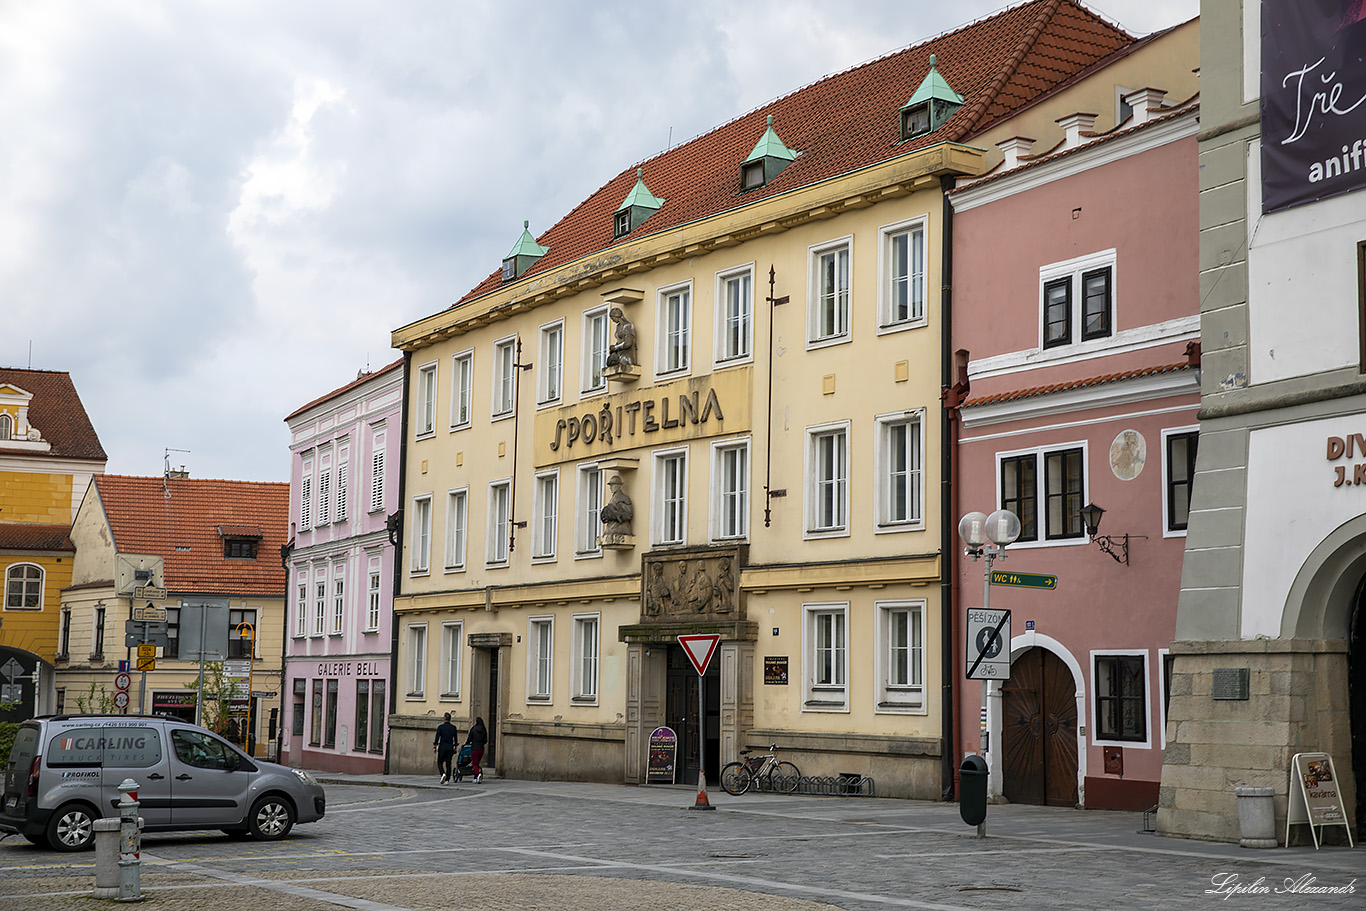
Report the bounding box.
[677,634,721,676]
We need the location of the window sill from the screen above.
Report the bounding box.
[443,565,466,574]
[1003,536,1089,551]
[570,695,598,704]
[328,632,343,638]
[530,554,557,565]
[803,527,849,541]
[409,569,431,577]
[874,521,923,535]
[805,333,852,352]
[875,319,927,336]
[574,550,603,561]
[526,694,551,703]
[438,692,461,701]
[414,430,436,442]
[404,693,425,701]
[484,561,510,570]
[491,410,516,423]
[713,354,754,370]
[449,422,472,433]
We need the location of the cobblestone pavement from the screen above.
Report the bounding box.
[1,774,1360,910]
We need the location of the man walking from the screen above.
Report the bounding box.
[433,712,459,783]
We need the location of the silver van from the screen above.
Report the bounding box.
[1,714,326,850]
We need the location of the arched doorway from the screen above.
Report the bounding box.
[1002,646,1078,806]
[1350,576,1366,834]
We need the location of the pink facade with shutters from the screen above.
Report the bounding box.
[282,361,403,772]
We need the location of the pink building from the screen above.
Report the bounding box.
[948,90,1199,810]
[282,361,402,772]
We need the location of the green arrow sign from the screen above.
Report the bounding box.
[990,571,1058,590]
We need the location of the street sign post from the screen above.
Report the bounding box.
[677,634,722,810]
[132,603,167,621]
[966,608,1012,680]
[989,571,1057,590]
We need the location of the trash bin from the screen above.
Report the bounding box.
[1234,786,1278,848]
[959,754,988,827]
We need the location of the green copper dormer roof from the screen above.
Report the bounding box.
[744,115,798,164]
[616,169,665,213]
[505,220,549,260]
[905,54,964,108]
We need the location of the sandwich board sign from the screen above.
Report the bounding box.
[1286,752,1354,849]
[678,634,721,676]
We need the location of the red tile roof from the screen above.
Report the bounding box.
[284,357,404,422]
[0,522,75,553]
[453,0,1131,308]
[0,368,107,461]
[92,475,289,597]
[963,362,1193,408]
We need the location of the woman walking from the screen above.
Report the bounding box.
[467,717,488,782]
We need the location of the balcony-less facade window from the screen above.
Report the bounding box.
[808,424,849,534]
[1040,250,1116,350]
[877,600,924,712]
[528,617,553,700]
[451,350,474,429]
[810,239,851,343]
[999,445,1085,543]
[324,678,339,748]
[539,321,563,404]
[712,441,748,540]
[877,413,923,528]
[406,624,427,697]
[416,362,437,435]
[369,680,386,751]
[370,427,386,512]
[492,337,516,417]
[717,267,752,362]
[445,488,468,571]
[310,679,323,746]
[355,679,370,753]
[441,621,462,697]
[92,604,105,658]
[228,608,256,659]
[804,603,848,711]
[583,308,608,393]
[655,449,687,545]
[573,613,599,701]
[1165,430,1198,533]
[313,580,326,636]
[659,284,691,374]
[488,480,511,566]
[577,464,602,556]
[881,219,926,329]
[533,471,558,560]
[367,570,381,630]
[1095,653,1147,743]
[4,563,42,609]
[411,495,432,573]
[293,678,306,737]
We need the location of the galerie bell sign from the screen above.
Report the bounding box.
[534,366,752,466]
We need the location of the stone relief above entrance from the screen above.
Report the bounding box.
[641,548,743,621]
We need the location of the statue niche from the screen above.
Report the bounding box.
[604,307,641,381]
[600,475,633,535]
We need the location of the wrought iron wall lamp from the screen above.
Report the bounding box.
[1079,502,1145,565]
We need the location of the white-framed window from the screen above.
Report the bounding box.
[1091,650,1150,748]
[440,620,462,698]
[710,438,749,540]
[1159,648,1173,749]
[875,600,925,713]
[406,623,428,698]
[527,616,553,701]
[445,487,468,571]
[538,320,564,405]
[331,569,345,635]
[1162,426,1199,537]
[576,463,603,557]
[335,447,349,522]
[879,217,927,331]
[803,603,848,711]
[410,494,432,573]
[450,349,474,429]
[295,575,308,637]
[492,335,517,418]
[572,613,599,702]
[532,469,559,561]
[715,265,753,364]
[487,479,511,566]
[317,449,332,526]
[582,307,609,393]
[313,578,326,637]
[1040,249,1116,349]
[997,442,1087,545]
[653,447,688,545]
[806,422,849,536]
[416,360,438,436]
[369,426,386,513]
[657,282,692,375]
[366,567,381,631]
[808,237,852,345]
[4,563,43,609]
[875,411,924,530]
[300,457,313,529]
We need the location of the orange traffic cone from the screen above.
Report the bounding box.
[691,774,715,811]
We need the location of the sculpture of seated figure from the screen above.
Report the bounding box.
[605,307,637,369]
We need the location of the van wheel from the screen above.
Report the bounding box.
[46,803,98,851]
[247,795,295,840]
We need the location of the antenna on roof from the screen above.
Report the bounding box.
[163,447,191,498]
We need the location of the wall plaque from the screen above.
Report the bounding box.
[1212,667,1250,701]
[764,656,789,685]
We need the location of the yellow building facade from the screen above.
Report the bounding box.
[385,2,1178,795]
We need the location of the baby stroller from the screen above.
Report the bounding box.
[452,742,475,782]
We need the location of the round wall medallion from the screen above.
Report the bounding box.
[1110,429,1146,481]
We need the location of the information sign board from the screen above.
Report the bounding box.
[646,726,677,784]
[989,571,1057,590]
[1286,752,1355,849]
[966,608,1011,680]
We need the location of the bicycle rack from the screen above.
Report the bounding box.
[751,773,877,797]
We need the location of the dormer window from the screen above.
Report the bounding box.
[613,169,664,238]
[899,54,963,142]
[219,524,263,560]
[0,414,10,440]
[502,220,549,282]
[501,259,516,282]
[741,115,797,191]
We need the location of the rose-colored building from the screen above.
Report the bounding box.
[282,361,402,772]
[948,59,1200,809]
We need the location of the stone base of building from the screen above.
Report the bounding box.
[1157,638,1356,845]
[748,728,942,800]
[284,746,386,775]
[497,719,626,782]
[1084,776,1159,811]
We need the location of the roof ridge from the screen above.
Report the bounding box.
[947,0,1060,142]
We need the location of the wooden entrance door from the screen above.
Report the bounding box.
[1001,647,1078,807]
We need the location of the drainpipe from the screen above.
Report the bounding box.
[384,350,412,774]
[939,175,957,801]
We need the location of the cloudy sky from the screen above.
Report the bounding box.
[0,0,1199,482]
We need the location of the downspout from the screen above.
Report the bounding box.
[939,175,957,800]
[385,350,412,774]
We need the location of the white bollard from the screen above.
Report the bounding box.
[115,778,144,902]
[93,818,121,898]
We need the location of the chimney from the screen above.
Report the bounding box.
[1122,88,1167,125]
[996,136,1035,170]
[1055,112,1098,149]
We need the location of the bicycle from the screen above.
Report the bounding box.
[720,744,801,795]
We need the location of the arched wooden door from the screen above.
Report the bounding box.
[1002,647,1078,807]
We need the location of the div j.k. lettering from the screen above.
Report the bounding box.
[1325,434,1366,487]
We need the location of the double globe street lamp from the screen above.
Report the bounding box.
[956,509,1021,756]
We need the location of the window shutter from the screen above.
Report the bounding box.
[336,462,348,521]
[371,450,385,511]
[300,476,312,529]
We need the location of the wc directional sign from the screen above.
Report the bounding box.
[966,608,1011,680]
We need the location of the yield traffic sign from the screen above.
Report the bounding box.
[677,634,721,676]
